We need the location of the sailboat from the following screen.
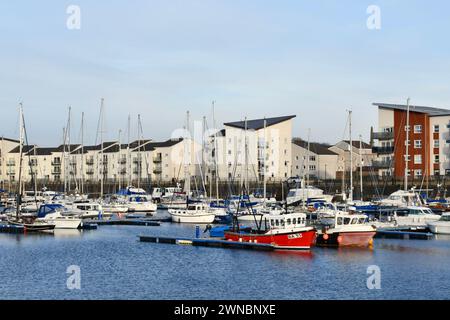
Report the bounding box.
[7,103,55,232]
[169,111,215,223]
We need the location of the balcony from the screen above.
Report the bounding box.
[118,158,127,164]
[86,159,94,165]
[133,158,142,164]
[52,170,62,175]
[86,170,94,175]
[51,160,61,166]
[6,162,15,167]
[371,131,394,140]
[372,146,394,154]
[372,160,392,169]
[153,167,162,174]
[153,155,162,163]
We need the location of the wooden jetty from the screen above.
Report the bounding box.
[139,235,275,251]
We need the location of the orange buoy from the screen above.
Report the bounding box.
[337,235,343,244]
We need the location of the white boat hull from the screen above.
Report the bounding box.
[169,211,215,224]
[47,218,82,229]
[427,222,450,235]
[127,202,157,212]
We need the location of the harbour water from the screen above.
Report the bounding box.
[1,210,450,300]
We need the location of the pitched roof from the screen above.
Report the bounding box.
[292,139,337,155]
[224,115,296,130]
[342,140,371,149]
[9,145,36,154]
[34,147,58,156]
[0,137,19,143]
[373,102,450,117]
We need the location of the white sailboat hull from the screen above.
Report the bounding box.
[427,222,450,234]
[127,202,157,212]
[46,218,82,229]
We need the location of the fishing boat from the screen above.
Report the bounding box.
[427,213,450,234]
[224,211,317,250]
[315,209,376,247]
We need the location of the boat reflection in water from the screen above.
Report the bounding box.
[53,229,84,238]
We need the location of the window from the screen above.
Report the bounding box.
[414,155,422,164]
[404,125,410,132]
[434,170,440,176]
[414,169,422,177]
[406,169,411,177]
[404,140,411,146]
[414,140,422,149]
[414,125,422,133]
[434,125,440,133]
[434,155,440,164]
[434,140,440,148]
[309,165,316,171]
[309,156,316,161]
[404,155,411,162]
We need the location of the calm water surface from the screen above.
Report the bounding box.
[1,210,449,300]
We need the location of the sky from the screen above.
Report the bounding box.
[1,0,450,146]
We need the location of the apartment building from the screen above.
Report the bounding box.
[291,138,339,179]
[206,115,296,182]
[329,140,375,177]
[372,102,450,178]
[0,138,199,185]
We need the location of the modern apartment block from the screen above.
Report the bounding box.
[206,115,296,183]
[371,102,450,178]
[0,138,200,186]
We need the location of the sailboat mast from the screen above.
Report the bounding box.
[16,103,24,219]
[137,114,141,189]
[67,106,72,192]
[405,98,410,191]
[359,135,363,201]
[306,128,311,201]
[118,129,122,190]
[80,112,84,194]
[244,117,248,192]
[263,117,267,203]
[185,111,191,200]
[349,110,353,202]
[127,114,131,187]
[100,98,104,199]
[212,101,219,203]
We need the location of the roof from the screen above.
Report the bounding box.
[34,147,58,156]
[9,145,36,154]
[224,115,296,130]
[292,139,337,155]
[144,138,184,150]
[209,129,225,138]
[373,102,450,117]
[342,140,371,149]
[54,144,81,152]
[0,137,19,143]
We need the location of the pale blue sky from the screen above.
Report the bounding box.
[1,1,450,146]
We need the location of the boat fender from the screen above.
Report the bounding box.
[337,235,343,244]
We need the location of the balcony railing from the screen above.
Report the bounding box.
[6,162,15,166]
[51,160,61,166]
[371,131,394,140]
[372,160,392,169]
[153,168,162,174]
[86,170,94,175]
[153,156,162,163]
[372,146,395,154]
[86,159,94,165]
[118,158,127,164]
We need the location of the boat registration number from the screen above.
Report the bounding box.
[288,233,302,239]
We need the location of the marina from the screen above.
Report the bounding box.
[1,210,450,300]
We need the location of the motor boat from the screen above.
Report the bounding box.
[35,204,82,229]
[315,206,376,247]
[427,213,450,234]
[224,211,317,250]
[169,202,215,224]
[377,190,425,207]
[126,194,157,213]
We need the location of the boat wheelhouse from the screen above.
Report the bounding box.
[316,211,376,247]
[224,212,317,250]
[169,203,215,224]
